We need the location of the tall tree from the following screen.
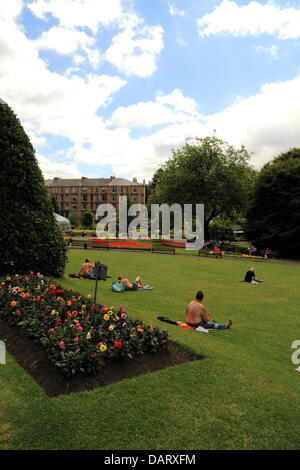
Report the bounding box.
[148,137,256,238]
[245,148,300,258]
[0,100,67,276]
[82,209,94,229]
[51,196,59,214]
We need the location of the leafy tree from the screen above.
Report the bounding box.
[69,211,81,227]
[148,137,256,239]
[245,148,300,258]
[0,100,67,276]
[209,219,235,242]
[51,196,59,214]
[82,209,94,229]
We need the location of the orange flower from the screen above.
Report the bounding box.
[10,301,17,307]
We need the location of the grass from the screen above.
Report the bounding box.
[1,249,300,449]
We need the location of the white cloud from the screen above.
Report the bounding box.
[37,154,81,179]
[168,2,185,17]
[28,0,126,34]
[111,102,194,128]
[110,89,199,128]
[254,44,280,60]
[156,89,198,115]
[29,0,164,77]
[0,0,23,23]
[0,13,126,142]
[197,0,300,40]
[105,24,164,77]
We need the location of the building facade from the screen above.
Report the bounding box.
[46,176,146,219]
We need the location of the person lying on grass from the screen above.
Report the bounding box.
[186,291,232,330]
[117,275,149,291]
[244,267,264,284]
[78,259,95,279]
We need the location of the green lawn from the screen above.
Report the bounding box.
[1,250,300,450]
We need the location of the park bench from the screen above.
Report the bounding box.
[151,245,176,255]
[198,249,224,258]
[68,240,109,250]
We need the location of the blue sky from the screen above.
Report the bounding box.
[1,0,300,181]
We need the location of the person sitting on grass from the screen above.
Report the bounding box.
[117,275,149,291]
[186,291,232,330]
[78,259,95,279]
[244,267,263,284]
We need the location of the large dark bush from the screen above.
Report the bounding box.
[0,100,67,276]
[245,148,300,258]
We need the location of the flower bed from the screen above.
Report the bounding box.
[0,273,169,376]
[89,239,151,249]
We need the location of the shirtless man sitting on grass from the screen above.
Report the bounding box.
[186,291,232,330]
[78,259,95,278]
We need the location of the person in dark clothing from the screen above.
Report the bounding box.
[244,268,263,284]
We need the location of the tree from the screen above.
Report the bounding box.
[69,211,81,227]
[0,100,67,276]
[148,137,256,239]
[209,219,235,242]
[245,148,300,258]
[82,209,94,229]
[51,196,59,214]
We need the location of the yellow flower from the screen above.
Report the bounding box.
[86,332,91,340]
[103,314,110,321]
[40,280,44,285]
[99,344,107,352]
[114,316,119,321]
[108,310,113,316]
[51,310,58,315]
[6,277,11,281]
[87,294,92,299]
[108,325,114,331]
[82,304,86,309]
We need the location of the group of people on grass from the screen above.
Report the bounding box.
[76,259,266,331]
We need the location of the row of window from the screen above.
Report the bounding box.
[51,187,140,195]
[56,195,141,203]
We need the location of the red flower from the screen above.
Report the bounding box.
[119,306,124,312]
[114,341,123,349]
[74,337,79,342]
[49,290,56,295]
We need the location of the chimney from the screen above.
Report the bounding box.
[133,177,137,183]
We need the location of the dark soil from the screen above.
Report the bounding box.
[0,320,200,398]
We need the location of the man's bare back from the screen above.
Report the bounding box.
[186,300,210,325]
[186,291,232,329]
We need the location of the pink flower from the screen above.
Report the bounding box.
[74,337,79,343]
[75,324,83,331]
[120,313,127,319]
[58,341,65,350]
[48,329,55,334]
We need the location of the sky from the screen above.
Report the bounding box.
[1,0,300,182]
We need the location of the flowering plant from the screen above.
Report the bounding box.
[0,273,169,376]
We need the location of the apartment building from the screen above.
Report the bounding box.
[46,176,146,218]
